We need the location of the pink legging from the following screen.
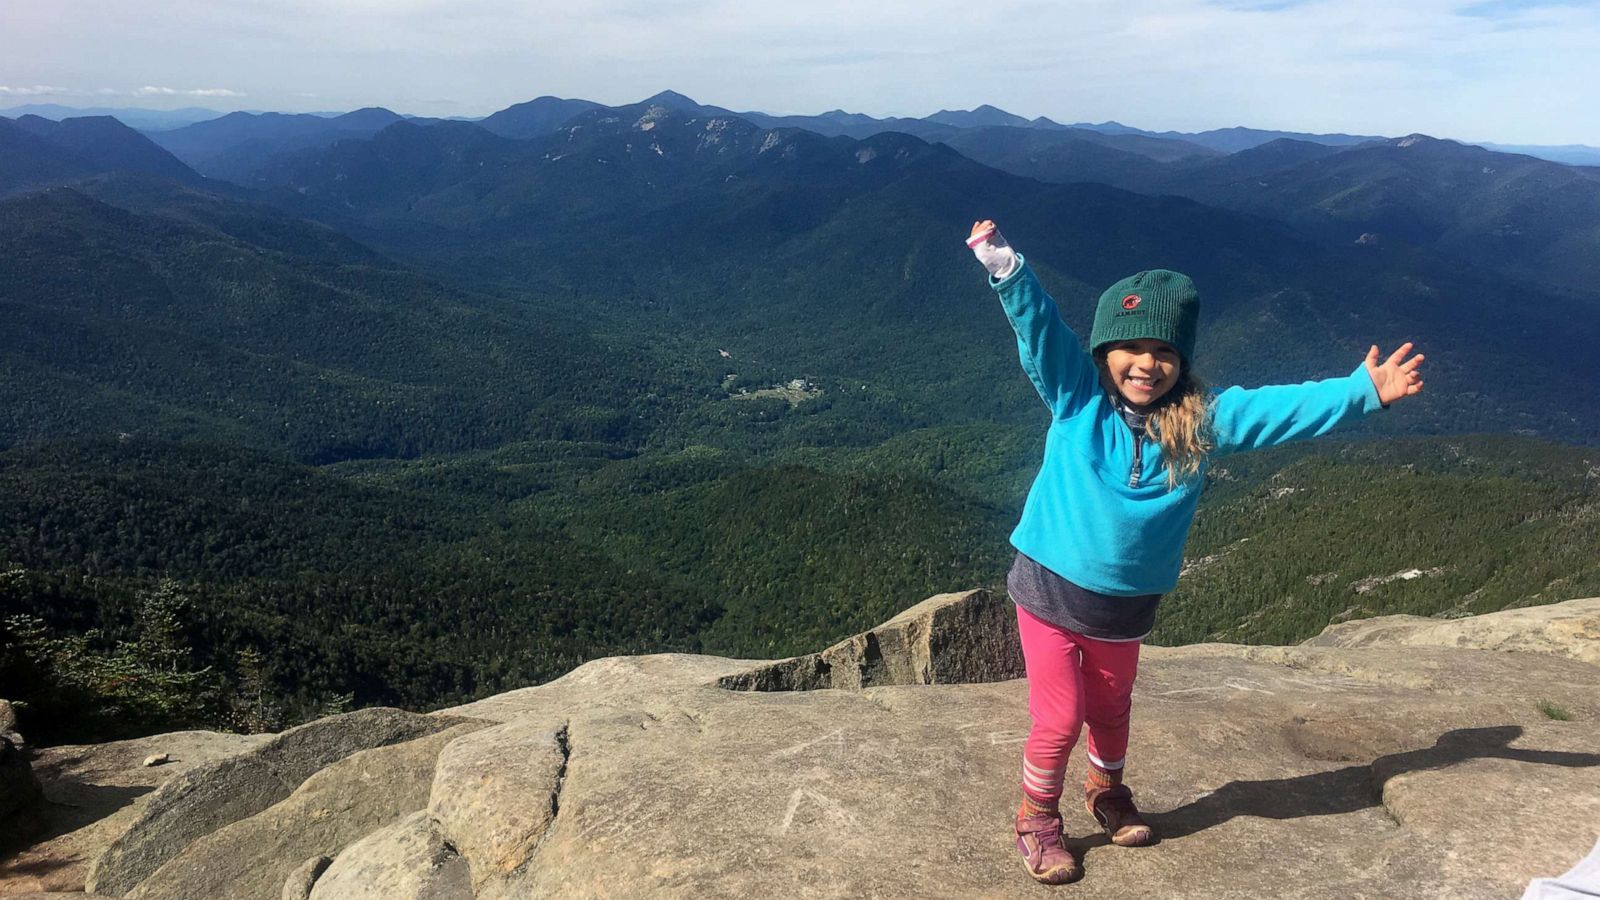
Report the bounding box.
[1016,603,1142,797]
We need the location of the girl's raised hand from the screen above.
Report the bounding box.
[1364,342,1425,405]
[967,220,1017,278]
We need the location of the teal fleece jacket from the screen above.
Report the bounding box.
[995,257,1384,596]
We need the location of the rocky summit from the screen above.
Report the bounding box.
[3,591,1598,899]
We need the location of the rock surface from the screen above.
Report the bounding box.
[125,721,486,900]
[0,730,266,893]
[717,589,1024,691]
[308,811,472,900]
[463,643,1599,899]
[6,594,1599,899]
[427,718,567,889]
[281,855,332,900]
[87,707,474,895]
[1306,596,1600,666]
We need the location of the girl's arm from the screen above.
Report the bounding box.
[970,221,1098,419]
[1211,343,1425,456]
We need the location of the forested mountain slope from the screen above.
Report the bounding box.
[935,128,1600,295]
[0,183,690,461]
[255,105,1600,441]
[1164,135,1600,291]
[145,108,411,184]
[3,430,1594,746]
[0,116,201,197]
[4,99,1598,748]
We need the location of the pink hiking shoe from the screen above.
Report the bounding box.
[1085,783,1154,847]
[1015,813,1083,885]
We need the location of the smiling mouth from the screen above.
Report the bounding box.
[1125,376,1157,391]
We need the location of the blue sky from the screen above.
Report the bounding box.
[2,0,1596,144]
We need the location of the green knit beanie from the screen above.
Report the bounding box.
[1089,269,1201,364]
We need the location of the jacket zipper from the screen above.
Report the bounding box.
[1114,395,1146,488]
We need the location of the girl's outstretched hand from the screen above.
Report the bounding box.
[1364,342,1425,405]
[967,219,1018,278]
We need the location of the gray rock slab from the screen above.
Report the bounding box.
[428,717,567,888]
[1165,642,1600,718]
[477,643,1600,899]
[0,729,266,894]
[125,720,486,900]
[88,707,472,895]
[308,810,472,900]
[1306,596,1600,667]
[437,653,764,723]
[16,595,1600,899]
[281,855,332,900]
[718,589,1025,691]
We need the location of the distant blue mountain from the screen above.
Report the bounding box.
[478,95,603,139]
[0,104,227,131]
[146,108,425,184]
[1471,142,1600,166]
[0,117,97,195]
[1064,121,1600,166]
[923,105,1033,129]
[13,98,1599,168]
[726,102,1214,162]
[1065,121,1385,153]
[0,115,200,194]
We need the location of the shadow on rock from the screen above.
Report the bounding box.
[0,781,156,886]
[1150,726,1600,840]
[33,782,155,840]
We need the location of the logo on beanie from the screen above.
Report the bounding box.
[1121,294,1142,310]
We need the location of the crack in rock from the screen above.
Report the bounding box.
[524,722,570,868]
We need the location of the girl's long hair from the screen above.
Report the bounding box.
[1147,370,1214,487]
[1096,354,1214,488]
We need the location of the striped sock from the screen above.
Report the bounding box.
[1085,759,1124,791]
[1020,791,1059,819]
[1020,756,1066,818]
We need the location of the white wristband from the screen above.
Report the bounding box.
[968,227,1018,278]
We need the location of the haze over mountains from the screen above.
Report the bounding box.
[10,91,1600,163]
[3,89,1597,739]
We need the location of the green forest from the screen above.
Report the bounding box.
[4,121,1599,748]
[4,430,1596,745]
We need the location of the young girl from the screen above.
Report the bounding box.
[966,220,1424,885]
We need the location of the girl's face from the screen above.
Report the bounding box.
[1101,339,1181,409]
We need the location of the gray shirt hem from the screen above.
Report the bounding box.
[1007,552,1161,641]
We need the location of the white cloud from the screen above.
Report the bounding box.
[134,86,245,97]
[0,85,74,96]
[0,84,246,100]
[1,0,1596,142]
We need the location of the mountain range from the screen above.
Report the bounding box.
[2,89,1598,738]
[43,86,1592,298]
[239,99,1600,436]
[14,92,1597,162]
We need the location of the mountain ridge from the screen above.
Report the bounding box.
[12,94,1599,167]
